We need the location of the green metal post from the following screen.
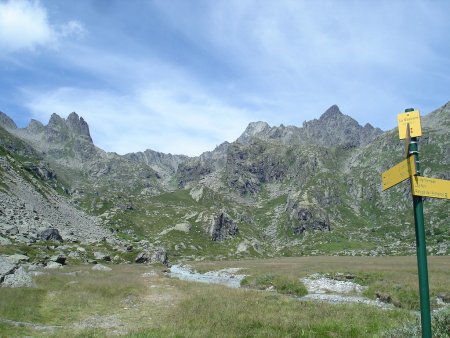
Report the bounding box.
[406,108,432,338]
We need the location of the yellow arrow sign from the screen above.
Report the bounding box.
[398,110,422,139]
[411,176,450,199]
[382,156,416,191]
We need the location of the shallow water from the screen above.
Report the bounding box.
[169,264,245,288]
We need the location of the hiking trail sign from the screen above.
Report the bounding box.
[381,108,450,338]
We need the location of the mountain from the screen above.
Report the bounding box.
[236,105,383,148]
[0,103,449,263]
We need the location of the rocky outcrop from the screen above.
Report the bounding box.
[285,198,331,235]
[125,149,188,175]
[210,212,239,241]
[22,162,56,181]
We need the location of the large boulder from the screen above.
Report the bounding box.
[135,248,169,266]
[40,228,63,242]
[151,248,169,266]
[92,264,112,272]
[135,251,150,264]
[5,254,29,265]
[0,257,16,283]
[0,256,34,288]
[2,267,34,288]
[49,254,66,265]
[94,252,111,262]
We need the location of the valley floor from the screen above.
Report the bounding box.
[0,256,449,337]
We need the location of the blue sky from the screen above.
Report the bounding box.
[1,0,449,156]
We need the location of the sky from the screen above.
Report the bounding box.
[1,0,450,156]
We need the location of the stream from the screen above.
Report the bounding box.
[169,264,245,288]
[168,265,394,309]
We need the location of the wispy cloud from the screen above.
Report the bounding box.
[21,79,256,156]
[3,0,450,156]
[0,0,85,54]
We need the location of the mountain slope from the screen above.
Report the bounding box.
[0,103,449,260]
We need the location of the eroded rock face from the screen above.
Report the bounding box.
[210,212,238,241]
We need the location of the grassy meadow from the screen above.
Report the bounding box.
[0,256,449,337]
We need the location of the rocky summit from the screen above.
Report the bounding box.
[0,103,449,269]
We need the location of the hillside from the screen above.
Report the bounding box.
[0,103,449,263]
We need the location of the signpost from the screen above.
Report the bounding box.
[381,108,450,338]
[397,110,422,139]
[411,176,450,199]
[381,156,416,190]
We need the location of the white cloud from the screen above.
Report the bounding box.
[58,20,86,39]
[0,0,85,53]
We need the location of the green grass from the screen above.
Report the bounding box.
[241,273,308,296]
[128,284,410,338]
[1,256,449,337]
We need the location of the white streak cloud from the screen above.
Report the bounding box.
[0,0,85,53]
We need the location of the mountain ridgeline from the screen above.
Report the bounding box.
[0,103,449,261]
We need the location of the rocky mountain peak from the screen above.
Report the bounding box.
[301,105,383,148]
[48,113,65,128]
[0,111,17,130]
[40,112,93,143]
[26,119,45,134]
[237,121,270,143]
[319,105,343,120]
[66,112,92,142]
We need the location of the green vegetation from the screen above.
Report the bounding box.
[241,273,308,297]
[384,306,450,338]
[0,256,449,337]
[129,285,409,338]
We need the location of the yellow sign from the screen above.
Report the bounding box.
[397,110,422,139]
[411,176,450,199]
[382,156,416,191]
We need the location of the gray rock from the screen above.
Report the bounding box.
[437,292,450,304]
[94,252,111,262]
[134,249,168,265]
[50,254,66,265]
[91,264,112,271]
[44,261,63,269]
[5,225,19,235]
[40,228,63,242]
[210,212,238,241]
[151,248,169,266]
[0,257,16,282]
[5,254,29,265]
[0,236,12,246]
[1,267,34,288]
[68,251,81,259]
[135,251,150,264]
